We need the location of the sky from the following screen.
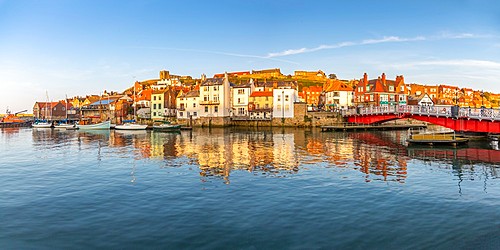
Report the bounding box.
[1,0,499,113]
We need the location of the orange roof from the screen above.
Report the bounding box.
[250,91,273,97]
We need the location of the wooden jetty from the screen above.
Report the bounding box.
[321,123,427,132]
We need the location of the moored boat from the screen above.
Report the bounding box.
[76,120,111,130]
[32,120,52,128]
[115,123,148,130]
[153,121,181,132]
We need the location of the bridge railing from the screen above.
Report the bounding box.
[344,105,500,121]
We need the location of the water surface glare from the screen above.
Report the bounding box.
[1,127,499,249]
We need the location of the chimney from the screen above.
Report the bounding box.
[381,73,386,84]
[201,74,206,82]
[363,73,368,83]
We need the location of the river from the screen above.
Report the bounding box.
[1,127,499,249]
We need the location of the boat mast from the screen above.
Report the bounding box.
[65,94,68,121]
[133,82,137,121]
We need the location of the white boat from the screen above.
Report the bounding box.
[76,121,111,130]
[114,85,147,130]
[115,122,148,130]
[33,121,52,128]
[54,122,74,129]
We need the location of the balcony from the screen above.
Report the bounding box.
[199,100,220,105]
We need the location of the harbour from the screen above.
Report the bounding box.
[1,127,499,249]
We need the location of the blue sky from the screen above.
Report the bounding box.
[1,0,499,112]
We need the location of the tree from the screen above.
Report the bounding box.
[328,74,337,79]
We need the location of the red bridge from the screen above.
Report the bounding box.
[344,105,500,133]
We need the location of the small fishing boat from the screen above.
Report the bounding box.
[54,120,74,129]
[76,120,111,130]
[33,120,52,128]
[153,121,181,132]
[115,120,148,130]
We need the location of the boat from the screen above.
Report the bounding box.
[115,121,148,130]
[76,120,111,130]
[33,91,52,128]
[54,122,74,129]
[33,120,52,128]
[153,121,181,132]
[114,84,147,130]
[406,131,468,146]
[54,95,74,129]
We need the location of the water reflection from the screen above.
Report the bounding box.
[27,128,500,184]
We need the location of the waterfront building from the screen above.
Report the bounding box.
[231,80,255,118]
[409,83,439,101]
[273,86,299,118]
[33,101,58,120]
[323,79,355,110]
[355,73,407,107]
[248,91,273,120]
[151,89,167,121]
[177,89,201,120]
[198,74,232,118]
[298,85,324,106]
[437,85,461,105]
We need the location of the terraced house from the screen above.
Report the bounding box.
[355,73,408,107]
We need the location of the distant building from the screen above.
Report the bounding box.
[294,70,327,80]
[323,79,355,109]
[251,68,282,78]
[177,89,201,120]
[273,86,299,118]
[355,73,407,107]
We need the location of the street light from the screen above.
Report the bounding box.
[480,90,485,108]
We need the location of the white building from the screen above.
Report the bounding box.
[272,87,299,118]
[198,74,232,118]
[231,80,255,117]
[177,90,201,119]
[324,81,354,110]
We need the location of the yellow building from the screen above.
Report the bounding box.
[248,91,273,120]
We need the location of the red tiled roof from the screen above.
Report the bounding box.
[250,91,273,97]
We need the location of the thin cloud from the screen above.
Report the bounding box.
[399,59,500,69]
[266,33,486,58]
[128,46,299,65]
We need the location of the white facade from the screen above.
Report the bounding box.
[325,91,354,109]
[272,88,298,118]
[177,90,201,119]
[231,82,255,117]
[198,76,232,118]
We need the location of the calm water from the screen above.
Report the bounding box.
[1,127,499,249]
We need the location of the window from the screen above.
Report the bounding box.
[366,86,370,92]
[214,106,218,113]
[204,95,209,101]
[389,86,394,91]
[265,104,269,109]
[213,95,219,102]
[238,107,245,115]
[153,104,157,109]
[238,98,241,104]
[193,112,197,116]
[285,95,289,101]
[204,87,208,91]
[205,106,209,112]
[179,112,183,117]
[158,104,162,109]
[180,104,184,109]
[193,103,196,108]
[153,112,157,116]
[238,89,244,94]
[153,96,156,101]
[370,94,374,101]
[277,104,282,110]
[400,86,404,92]
[213,86,218,91]
[159,96,162,100]
[277,95,281,102]
[285,105,290,111]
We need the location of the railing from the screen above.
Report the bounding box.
[343,105,500,121]
[199,101,220,105]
